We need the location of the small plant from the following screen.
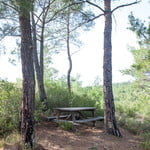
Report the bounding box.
[0,131,21,149]
[140,132,150,150]
[140,141,150,150]
[58,121,73,131]
[88,147,98,150]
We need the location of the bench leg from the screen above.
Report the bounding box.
[93,121,96,127]
[92,111,96,127]
[56,111,61,120]
[72,113,77,132]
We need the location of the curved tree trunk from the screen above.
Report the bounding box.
[39,17,47,103]
[31,11,47,109]
[19,1,35,147]
[103,0,122,137]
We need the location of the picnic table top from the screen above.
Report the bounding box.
[54,107,96,112]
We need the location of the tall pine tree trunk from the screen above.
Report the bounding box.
[19,0,35,147]
[103,0,122,137]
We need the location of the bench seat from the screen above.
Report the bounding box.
[75,116,104,123]
[47,115,69,121]
[52,119,79,125]
[52,116,104,128]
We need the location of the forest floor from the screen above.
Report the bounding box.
[34,121,144,150]
[1,121,144,150]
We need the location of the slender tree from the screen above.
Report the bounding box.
[103,0,121,136]
[31,0,53,107]
[66,9,72,93]
[84,0,140,136]
[31,8,48,107]
[31,0,82,102]
[53,0,94,93]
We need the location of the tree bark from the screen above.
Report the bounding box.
[19,1,35,147]
[66,11,72,93]
[103,0,122,137]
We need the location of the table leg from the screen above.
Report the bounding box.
[56,111,61,120]
[71,112,77,132]
[78,111,85,119]
[72,112,76,122]
[92,111,96,127]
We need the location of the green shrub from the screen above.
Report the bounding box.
[140,132,150,150]
[34,100,46,123]
[44,80,103,116]
[114,82,150,150]
[58,121,73,131]
[0,80,21,135]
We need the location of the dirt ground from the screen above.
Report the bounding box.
[34,121,144,150]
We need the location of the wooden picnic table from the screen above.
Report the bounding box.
[53,107,104,127]
[54,107,95,120]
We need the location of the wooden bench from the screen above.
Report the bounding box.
[52,116,104,131]
[46,115,69,121]
[52,119,79,125]
[75,116,104,126]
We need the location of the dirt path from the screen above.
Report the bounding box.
[35,121,144,150]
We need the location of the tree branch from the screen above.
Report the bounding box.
[140,32,149,41]
[33,0,56,25]
[1,2,18,11]
[87,13,104,23]
[45,1,85,24]
[0,26,19,41]
[86,0,104,12]
[70,13,104,33]
[111,0,141,13]
[33,12,43,24]
[0,17,18,22]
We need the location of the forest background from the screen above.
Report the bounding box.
[0,0,149,86]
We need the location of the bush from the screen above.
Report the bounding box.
[140,132,150,150]
[0,78,104,136]
[44,80,103,116]
[0,80,21,135]
[58,121,73,131]
[45,81,71,112]
[114,82,150,150]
